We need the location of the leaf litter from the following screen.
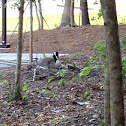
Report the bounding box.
[0,53,105,126]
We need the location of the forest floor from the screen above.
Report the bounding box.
[0,25,126,126]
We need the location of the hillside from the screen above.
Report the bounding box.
[0,25,126,54]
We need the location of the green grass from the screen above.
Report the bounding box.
[116,3,126,8]
[0,12,126,32]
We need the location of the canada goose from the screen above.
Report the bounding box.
[36,52,61,69]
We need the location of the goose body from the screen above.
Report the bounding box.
[36,52,61,69]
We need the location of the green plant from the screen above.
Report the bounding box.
[120,39,126,53]
[99,120,105,126]
[94,40,106,59]
[0,80,9,85]
[52,23,59,28]
[70,41,108,83]
[82,90,93,100]
[56,69,68,77]
[94,39,126,59]
[57,79,68,86]
[69,52,82,59]
[91,9,103,21]
[0,124,7,126]
[0,80,16,99]
[40,89,57,98]
[22,83,30,100]
[43,53,46,58]
[119,18,126,24]
[79,66,93,77]
[121,56,126,87]
[82,56,98,68]
[48,77,54,83]
[72,74,84,82]
[0,80,30,100]
[97,9,102,19]
[94,39,126,86]
[72,63,103,82]
[91,17,96,21]
[61,57,71,64]
[10,1,20,10]
[93,65,105,69]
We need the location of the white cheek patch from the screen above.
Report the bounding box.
[53,52,59,58]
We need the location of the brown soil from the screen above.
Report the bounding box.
[0,25,126,125]
[0,25,126,54]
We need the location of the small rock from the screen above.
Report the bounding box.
[93,114,99,118]
[89,119,96,123]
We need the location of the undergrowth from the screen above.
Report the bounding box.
[1,39,126,101]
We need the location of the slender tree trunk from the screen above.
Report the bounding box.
[59,0,71,27]
[38,0,43,29]
[34,0,40,29]
[80,0,90,26]
[29,0,33,63]
[70,0,74,27]
[15,0,24,100]
[104,48,111,126]
[100,0,125,125]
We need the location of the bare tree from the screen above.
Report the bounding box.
[34,0,41,29]
[100,0,125,125]
[59,0,71,27]
[15,0,24,100]
[29,0,33,64]
[38,0,43,29]
[60,0,76,27]
[80,0,90,26]
[70,0,74,27]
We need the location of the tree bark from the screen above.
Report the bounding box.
[70,0,74,27]
[59,0,71,27]
[15,0,24,100]
[104,48,111,126]
[38,0,43,29]
[29,0,33,64]
[80,0,90,26]
[34,0,40,29]
[100,0,125,125]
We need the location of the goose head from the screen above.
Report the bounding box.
[53,51,59,59]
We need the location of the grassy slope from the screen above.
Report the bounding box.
[0,12,126,32]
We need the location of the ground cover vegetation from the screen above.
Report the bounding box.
[0,0,126,125]
[0,44,105,125]
[0,38,126,125]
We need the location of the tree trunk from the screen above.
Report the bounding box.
[80,0,90,26]
[38,0,43,29]
[15,0,24,100]
[29,0,33,64]
[104,48,111,126]
[70,0,75,27]
[100,0,125,125]
[34,0,40,29]
[59,0,71,27]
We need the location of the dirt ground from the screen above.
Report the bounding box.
[0,25,126,126]
[0,25,126,54]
